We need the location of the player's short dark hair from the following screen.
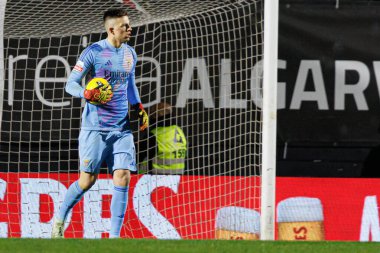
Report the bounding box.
[103,9,129,22]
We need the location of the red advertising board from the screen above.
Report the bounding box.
[0,173,378,241]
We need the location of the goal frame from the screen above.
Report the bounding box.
[260,0,278,240]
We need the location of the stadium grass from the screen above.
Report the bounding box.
[0,239,379,253]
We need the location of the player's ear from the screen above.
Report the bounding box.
[105,19,115,35]
[109,27,114,35]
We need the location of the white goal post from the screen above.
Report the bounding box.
[0,0,278,239]
[261,0,278,240]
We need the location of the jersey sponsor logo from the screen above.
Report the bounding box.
[73,60,84,72]
[104,70,129,83]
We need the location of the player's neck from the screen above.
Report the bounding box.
[107,37,123,49]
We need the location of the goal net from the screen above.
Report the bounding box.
[0,0,276,239]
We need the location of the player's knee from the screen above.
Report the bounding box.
[78,178,96,191]
[78,171,98,190]
[113,169,131,187]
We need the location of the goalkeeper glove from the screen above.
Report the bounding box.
[132,103,149,132]
[84,82,113,104]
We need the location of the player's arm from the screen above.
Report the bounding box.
[65,47,93,98]
[127,48,141,105]
[66,47,110,104]
[128,49,149,131]
[129,72,148,131]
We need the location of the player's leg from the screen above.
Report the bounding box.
[52,171,98,238]
[52,130,105,238]
[108,131,137,238]
[57,171,98,222]
[110,169,131,238]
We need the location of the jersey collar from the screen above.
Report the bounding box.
[105,39,124,52]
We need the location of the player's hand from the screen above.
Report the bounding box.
[84,88,102,103]
[84,80,113,104]
[133,103,149,131]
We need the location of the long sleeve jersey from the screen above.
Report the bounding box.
[66,39,141,131]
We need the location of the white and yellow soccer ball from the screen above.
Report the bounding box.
[85,77,113,105]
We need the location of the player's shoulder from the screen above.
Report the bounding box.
[124,44,137,60]
[86,41,104,53]
[124,43,135,50]
[124,44,136,53]
[80,41,104,57]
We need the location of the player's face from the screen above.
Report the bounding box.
[113,16,132,43]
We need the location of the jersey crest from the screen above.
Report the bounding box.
[123,48,134,73]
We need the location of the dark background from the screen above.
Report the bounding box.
[277,0,380,177]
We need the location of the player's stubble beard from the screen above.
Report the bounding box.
[123,36,130,43]
[124,31,131,42]
[119,32,130,43]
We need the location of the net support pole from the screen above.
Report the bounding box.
[260,0,278,240]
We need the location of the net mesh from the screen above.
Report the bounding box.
[0,0,264,239]
[5,0,242,38]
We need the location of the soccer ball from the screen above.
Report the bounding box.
[85,77,112,105]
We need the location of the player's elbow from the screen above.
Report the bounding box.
[64,82,70,93]
[65,80,81,97]
[64,82,73,95]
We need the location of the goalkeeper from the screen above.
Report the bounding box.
[52,8,148,238]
